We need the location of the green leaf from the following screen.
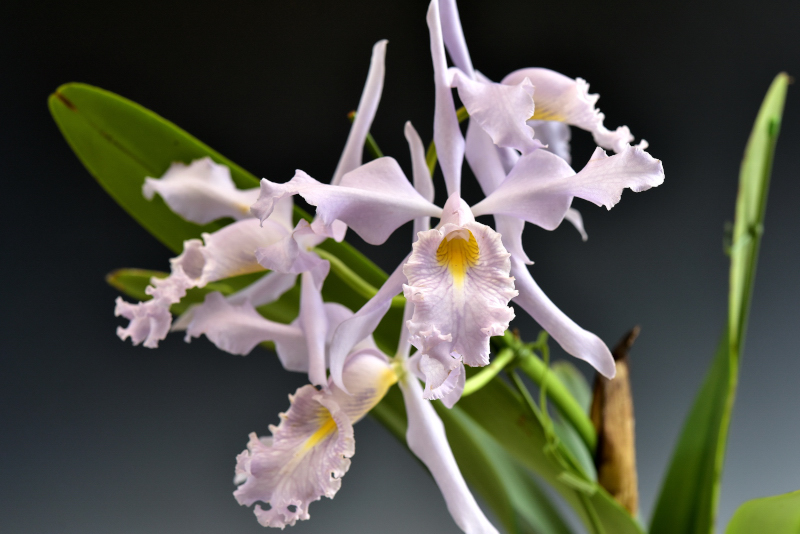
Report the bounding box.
[650,73,789,534]
[726,490,800,534]
[50,83,260,254]
[458,378,643,534]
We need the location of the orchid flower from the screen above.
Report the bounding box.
[115,39,388,354]
[252,0,662,395]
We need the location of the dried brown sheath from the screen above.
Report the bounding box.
[590,327,640,515]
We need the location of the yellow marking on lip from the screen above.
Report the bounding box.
[299,413,337,454]
[436,229,479,288]
[529,105,565,122]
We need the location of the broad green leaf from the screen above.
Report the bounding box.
[371,386,573,534]
[726,490,800,534]
[650,73,788,534]
[458,378,643,534]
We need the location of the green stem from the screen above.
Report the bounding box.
[516,350,597,451]
[347,111,384,159]
[461,348,515,397]
[314,247,405,307]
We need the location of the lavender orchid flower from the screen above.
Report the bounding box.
[115,39,388,354]
[254,0,662,397]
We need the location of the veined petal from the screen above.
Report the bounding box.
[253,165,441,246]
[471,145,664,228]
[234,351,396,528]
[407,335,464,403]
[428,0,465,197]
[451,69,542,155]
[184,291,304,358]
[503,68,636,153]
[143,157,259,224]
[233,389,354,528]
[511,256,615,378]
[403,216,517,369]
[331,40,388,186]
[530,119,572,164]
[399,374,499,534]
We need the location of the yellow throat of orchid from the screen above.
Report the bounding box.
[436,228,479,287]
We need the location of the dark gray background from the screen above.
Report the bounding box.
[2,0,799,532]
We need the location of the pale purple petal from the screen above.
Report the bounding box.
[559,146,665,210]
[503,68,636,153]
[254,166,441,246]
[331,40,388,186]
[451,69,542,155]
[234,389,354,528]
[399,375,499,534]
[563,207,588,241]
[407,330,464,402]
[494,214,532,265]
[428,0,465,197]
[143,157,259,224]
[530,119,572,164]
[328,259,408,392]
[405,121,436,237]
[439,361,466,409]
[470,148,575,230]
[404,220,517,369]
[330,348,398,423]
[184,291,304,359]
[300,271,329,386]
[171,271,298,332]
[510,256,615,378]
[438,0,474,78]
[254,220,331,287]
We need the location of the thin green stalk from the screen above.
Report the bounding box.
[314,247,405,307]
[517,349,597,451]
[462,348,515,397]
[347,110,384,159]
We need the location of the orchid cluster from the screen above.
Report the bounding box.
[112,0,663,531]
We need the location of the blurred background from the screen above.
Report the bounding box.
[2,0,799,532]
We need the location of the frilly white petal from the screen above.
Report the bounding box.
[114,267,194,348]
[451,69,542,155]
[233,389,354,528]
[332,40,388,186]
[472,145,664,228]
[115,218,283,349]
[407,332,464,403]
[511,256,615,378]
[529,119,572,164]
[399,375,499,534]
[562,146,665,210]
[428,0,465,197]
[403,219,517,370]
[254,220,331,288]
[143,157,259,224]
[328,259,408,392]
[253,165,441,246]
[234,351,396,528]
[503,68,635,153]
